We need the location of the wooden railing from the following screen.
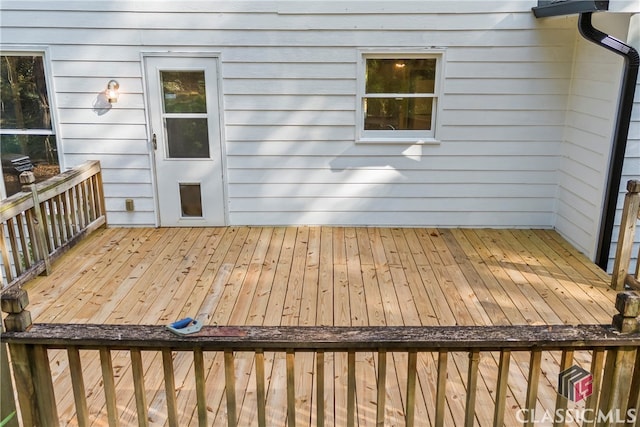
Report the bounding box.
[612,180,640,291]
[2,288,639,427]
[0,160,106,290]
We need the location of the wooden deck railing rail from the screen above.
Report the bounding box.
[612,180,640,291]
[3,288,639,427]
[0,160,106,290]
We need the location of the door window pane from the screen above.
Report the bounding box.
[161,71,207,113]
[179,184,203,217]
[166,118,210,158]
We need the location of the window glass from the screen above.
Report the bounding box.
[161,71,207,114]
[166,118,210,158]
[364,97,433,131]
[1,55,59,198]
[1,56,52,129]
[366,58,436,94]
[1,134,58,196]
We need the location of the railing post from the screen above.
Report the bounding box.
[598,292,640,426]
[1,287,59,426]
[0,322,18,427]
[19,171,51,275]
[611,180,640,290]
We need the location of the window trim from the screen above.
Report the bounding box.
[356,48,445,145]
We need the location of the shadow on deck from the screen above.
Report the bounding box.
[7,226,639,426]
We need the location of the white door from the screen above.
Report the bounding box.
[145,56,226,226]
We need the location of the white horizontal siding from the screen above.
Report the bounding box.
[609,12,640,273]
[228,168,560,186]
[1,1,631,235]
[554,12,633,266]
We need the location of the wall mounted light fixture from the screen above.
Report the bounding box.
[106,80,120,103]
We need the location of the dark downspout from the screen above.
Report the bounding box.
[577,12,639,270]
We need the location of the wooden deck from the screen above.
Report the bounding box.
[21,226,618,426]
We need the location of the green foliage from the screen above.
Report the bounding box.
[1,55,51,130]
[161,70,207,113]
[0,412,16,427]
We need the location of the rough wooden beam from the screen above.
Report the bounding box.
[3,324,639,351]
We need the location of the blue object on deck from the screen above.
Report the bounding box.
[166,317,203,335]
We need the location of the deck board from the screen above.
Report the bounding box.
[16,226,619,426]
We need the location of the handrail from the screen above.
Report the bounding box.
[0,160,106,290]
[2,289,639,427]
[612,180,640,290]
[3,323,639,350]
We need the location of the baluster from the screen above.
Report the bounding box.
[346,351,355,427]
[286,350,297,427]
[99,348,119,427]
[130,349,149,427]
[62,190,73,240]
[162,349,179,427]
[376,350,386,427]
[524,350,542,427]
[67,347,89,427]
[16,213,31,270]
[465,350,480,427]
[554,350,574,427]
[493,350,511,427]
[53,195,64,246]
[316,351,325,427]
[255,350,267,427]
[96,169,107,221]
[224,350,237,427]
[435,351,448,427]
[76,182,87,230]
[0,223,14,283]
[68,186,78,234]
[582,349,605,427]
[405,350,418,427]
[86,176,97,222]
[193,349,208,427]
[81,181,90,226]
[6,217,21,276]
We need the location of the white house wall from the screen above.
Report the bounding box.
[555,12,639,273]
[610,12,640,273]
[1,1,574,227]
[556,13,629,261]
[1,1,636,268]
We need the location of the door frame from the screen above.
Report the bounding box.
[141,52,229,227]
